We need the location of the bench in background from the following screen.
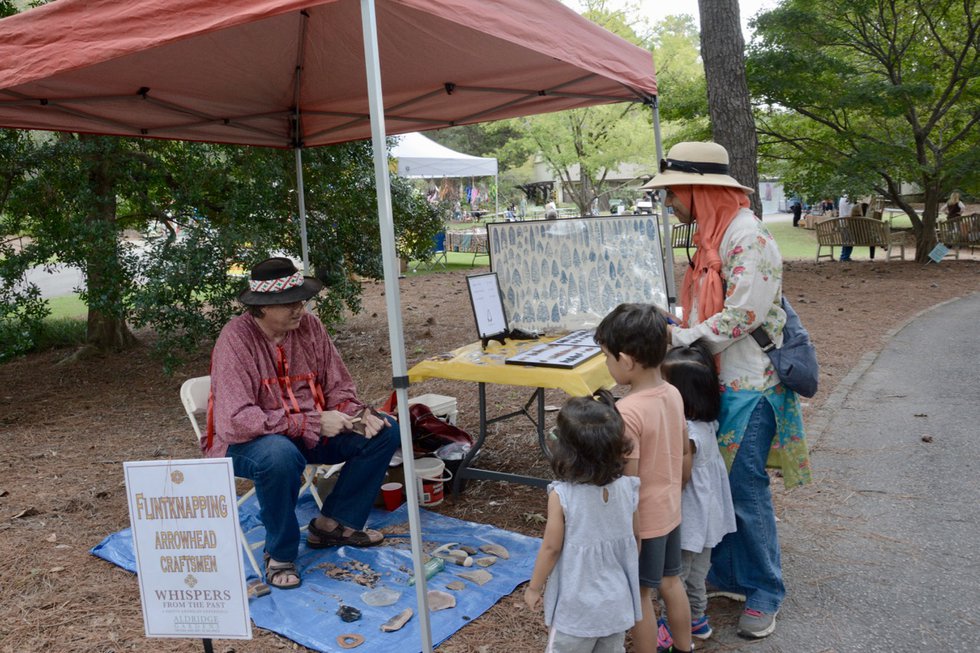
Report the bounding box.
[937,213,980,259]
[815,217,905,262]
[671,222,696,249]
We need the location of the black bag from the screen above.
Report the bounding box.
[750,297,819,398]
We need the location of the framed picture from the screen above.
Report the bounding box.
[466,272,509,340]
[488,216,668,333]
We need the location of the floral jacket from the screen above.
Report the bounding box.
[672,208,811,487]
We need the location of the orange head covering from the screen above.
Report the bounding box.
[642,142,755,327]
[677,185,750,327]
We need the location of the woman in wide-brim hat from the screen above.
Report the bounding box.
[645,142,811,640]
[642,141,753,195]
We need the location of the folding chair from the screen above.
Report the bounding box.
[180,375,343,576]
[411,230,448,272]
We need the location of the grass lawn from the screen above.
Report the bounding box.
[405,251,488,274]
[765,220,820,261]
[46,294,87,320]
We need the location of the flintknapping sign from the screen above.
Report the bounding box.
[124,458,251,640]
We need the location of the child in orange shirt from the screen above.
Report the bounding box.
[595,303,693,653]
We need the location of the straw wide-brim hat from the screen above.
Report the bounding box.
[642,141,753,194]
[238,256,323,306]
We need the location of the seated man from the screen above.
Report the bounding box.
[203,257,399,590]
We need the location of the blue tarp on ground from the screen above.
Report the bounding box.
[91,492,538,652]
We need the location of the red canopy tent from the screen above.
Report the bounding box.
[0,0,666,274]
[0,0,656,146]
[0,2,661,650]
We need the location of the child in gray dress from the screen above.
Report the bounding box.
[524,394,642,653]
[659,340,736,645]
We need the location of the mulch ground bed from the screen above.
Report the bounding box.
[1,258,978,652]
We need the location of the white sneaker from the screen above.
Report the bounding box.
[737,608,777,639]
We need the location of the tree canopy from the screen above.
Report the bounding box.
[427,2,709,216]
[0,133,441,367]
[649,14,709,130]
[748,0,980,260]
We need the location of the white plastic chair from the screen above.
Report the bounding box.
[180,375,343,576]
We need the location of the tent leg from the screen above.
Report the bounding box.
[360,1,433,652]
[294,147,311,274]
[650,101,677,310]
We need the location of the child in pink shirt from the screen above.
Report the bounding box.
[595,304,693,653]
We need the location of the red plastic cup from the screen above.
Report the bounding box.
[381,482,404,511]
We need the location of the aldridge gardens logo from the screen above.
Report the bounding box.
[173,614,220,634]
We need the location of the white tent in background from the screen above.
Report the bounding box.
[393,132,499,217]
[393,132,497,178]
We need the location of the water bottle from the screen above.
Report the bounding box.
[408,557,444,585]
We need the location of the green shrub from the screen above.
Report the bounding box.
[31,317,87,352]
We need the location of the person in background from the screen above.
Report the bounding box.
[523,394,641,653]
[944,192,965,220]
[545,198,559,220]
[658,341,737,647]
[594,304,694,653]
[642,142,811,640]
[820,197,835,215]
[205,257,400,590]
[838,195,855,261]
[858,197,878,261]
[791,198,803,227]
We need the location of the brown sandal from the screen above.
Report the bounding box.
[263,553,302,590]
[306,518,382,548]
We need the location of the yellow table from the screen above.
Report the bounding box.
[408,337,615,494]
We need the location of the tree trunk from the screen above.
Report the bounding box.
[82,137,137,350]
[579,173,595,216]
[914,184,941,263]
[699,0,763,218]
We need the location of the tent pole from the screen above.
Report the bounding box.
[495,174,499,220]
[650,100,677,309]
[359,2,433,652]
[294,146,311,274]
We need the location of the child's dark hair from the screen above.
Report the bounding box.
[594,303,669,369]
[550,392,632,486]
[662,340,721,421]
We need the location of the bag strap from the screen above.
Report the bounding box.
[749,295,783,353]
[750,325,776,352]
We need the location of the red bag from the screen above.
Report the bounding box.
[381,392,473,456]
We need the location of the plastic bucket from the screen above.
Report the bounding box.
[413,457,452,507]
